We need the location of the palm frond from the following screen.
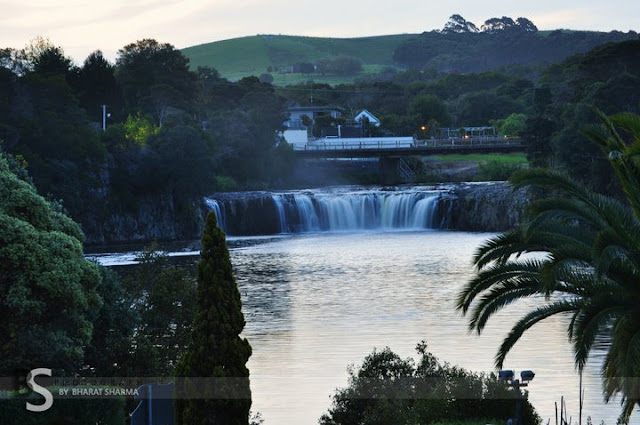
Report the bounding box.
[469,281,542,333]
[495,300,579,369]
[570,298,624,370]
[473,229,532,269]
[457,259,545,314]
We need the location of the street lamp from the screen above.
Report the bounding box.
[499,369,535,425]
[101,105,111,131]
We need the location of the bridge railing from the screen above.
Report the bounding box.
[294,136,521,151]
[417,136,521,147]
[301,140,413,151]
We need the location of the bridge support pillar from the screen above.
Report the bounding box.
[379,156,401,185]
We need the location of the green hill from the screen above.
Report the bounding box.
[182,30,639,85]
[181,34,415,84]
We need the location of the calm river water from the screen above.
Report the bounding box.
[94,230,638,424]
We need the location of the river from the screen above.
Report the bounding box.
[90,186,636,424]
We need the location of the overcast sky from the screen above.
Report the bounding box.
[2,0,639,64]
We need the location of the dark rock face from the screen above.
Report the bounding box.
[82,193,206,245]
[213,193,282,236]
[444,182,529,232]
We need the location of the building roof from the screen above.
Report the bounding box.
[354,109,381,126]
[287,106,345,113]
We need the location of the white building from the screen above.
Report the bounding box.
[354,109,381,127]
[285,106,344,129]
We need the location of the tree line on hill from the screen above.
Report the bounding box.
[392,15,638,73]
[273,15,638,79]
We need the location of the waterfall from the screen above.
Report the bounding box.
[204,198,226,231]
[206,188,445,236]
[271,195,288,232]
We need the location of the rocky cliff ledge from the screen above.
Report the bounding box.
[444,181,530,232]
[82,193,206,245]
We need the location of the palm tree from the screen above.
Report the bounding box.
[457,110,640,421]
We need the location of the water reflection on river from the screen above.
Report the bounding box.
[93,230,637,424]
[231,231,636,425]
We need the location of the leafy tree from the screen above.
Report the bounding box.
[457,111,640,422]
[0,151,102,376]
[115,39,197,124]
[441,14,479,34]
[31,44,73,77]
[122,245,197,376]
[16,37,70,75]
[175,212,252,425]
[481,17,517,33]
[496,78,534,100]
[1,43,107,223]
[71,50,122,122]
[83,266,137,377]
[320,342,538,425]
[123,112,158,146]
[143,124,217,224]
[499,112,527,136]
[408,94,451,128]
[208,78,287,185]
[457,91,523,126]
[521,115,555,167]
[516,17,538,33]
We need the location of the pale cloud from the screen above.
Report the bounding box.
[1,0,638,64]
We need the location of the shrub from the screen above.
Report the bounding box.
[320,342,540,425]
[476,159,523,181]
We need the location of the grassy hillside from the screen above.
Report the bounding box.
[182,30,638,85]
[182,34,415,83]
[182,36,272,80]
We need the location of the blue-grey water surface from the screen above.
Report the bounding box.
[92,230,638,424]
[230,230,636,425]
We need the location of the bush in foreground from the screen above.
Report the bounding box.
[320,342,539,425]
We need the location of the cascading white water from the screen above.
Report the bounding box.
[292,194,321,232]
[271,194,288,232]
[264,189,443,233]
[204,198,226,230]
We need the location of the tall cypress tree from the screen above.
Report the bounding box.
[175,212,251,425]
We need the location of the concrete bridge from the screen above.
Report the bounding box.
[292,137,525,184]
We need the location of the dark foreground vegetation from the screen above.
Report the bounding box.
[320,343,539,425]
